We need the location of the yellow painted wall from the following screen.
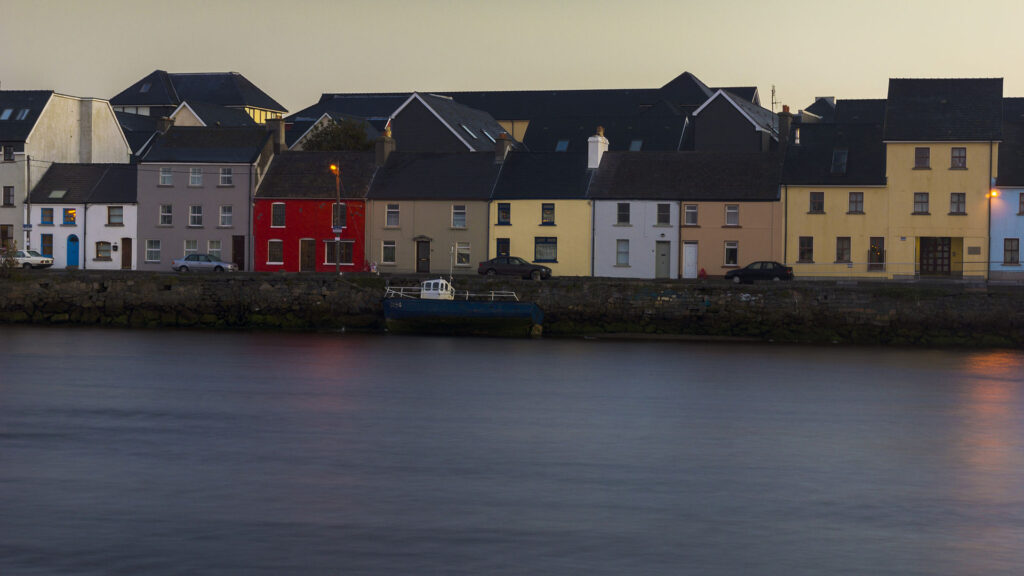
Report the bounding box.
[783,186,890,278]
[488,199,592,277]
[496,120,529,142]
[681,200,783,276]
[170,106,204,127]
[886,142,996,278]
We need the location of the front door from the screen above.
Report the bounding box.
[66,235,79,269]
[299,239,315,272]
[920,237,950,275]
[120,237,132,270]
[682,242,698,279]
[496,238,510,257]
[232,235,245,271]
[868,237,885,272]
[416,240,430,273]
[656,241,671,279]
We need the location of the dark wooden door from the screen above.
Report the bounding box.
[232,235,245,271]
[300,239,315,272]
[496,238,510,257]
[920,237,950,275]
[416,241,430,273]
[120,237,132,269]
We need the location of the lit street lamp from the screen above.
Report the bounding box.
[329,162,344,275]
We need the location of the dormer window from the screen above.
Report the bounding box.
[830,149,848,174]
[460,124,478,139]
[629,140,643,151]
[555,140,569,152]
[15,109,29,121]
[140,83,151,93]
[0,109,11,120]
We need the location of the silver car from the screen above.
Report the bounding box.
[12,250,54,269]
[171,253,238,272]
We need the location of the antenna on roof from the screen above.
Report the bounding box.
[771,85,777,113]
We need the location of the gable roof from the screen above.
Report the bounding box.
[834,99,886,124]
[368,152,501,200]
[392,93,511,152]
[285,112,381,148]
[783,122,886,186]
[0,90,53,141]
[111,70,286,113]
[589,152,781,201]
[172,101,257,127]
[523,101,689,153]
[693,90,778,136]
[256,151,376,199]
[803,97,836,122]
[884,78,1002,141]
[114,112,159,156]
[29,164,137,204]
[141,126,272,163]
[490,152,592,200]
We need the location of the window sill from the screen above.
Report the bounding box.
[188,185,203,188]
[187,225,204,229]
[217,225,234,229]
[911,212,930,215]
[948,212,967,216]
[450,227,467,231]
[834,260,852,264]
[39,223,54,226]
[265,261,284,265]
[807,211,825,215]
[61,224,77,227]
[797,260,814,264]
[722,225,741,228]
[847,211,865,215]
[654,223,673,227]
[534,260,557,264]
[614,264,630,268]
[105,223,124,227]
[144,260,161,264]
[93,257,112,262]
[495,222,511,226]
[949,166,967,170]
[217,184,235,188]
[722,264,738,268]
[913,166,931,170]
[157,184,174,188]
[539,223,556,226]
[384,226,400,229]
[683,224,700,228]
[1,204,14,209]
[157,224,174,228]
[270,226,285,229]
[1002,263,1021,266]
[614,223,632,227]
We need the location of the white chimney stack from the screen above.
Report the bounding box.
[588,126,609,169]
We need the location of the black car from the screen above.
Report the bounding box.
[477,256,552,280]
[724,261,794,283]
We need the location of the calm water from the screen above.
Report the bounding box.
[2,326,1024,575]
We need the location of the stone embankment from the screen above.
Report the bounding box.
[1,271,1022,346]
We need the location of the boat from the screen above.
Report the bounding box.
[382,277,543,337]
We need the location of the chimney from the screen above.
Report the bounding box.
[376,125,396,166]
[494,133,513,164]
[587,126,609,169]
[777,104,794,152]
[156,116,174,133]
[267,118,286,153]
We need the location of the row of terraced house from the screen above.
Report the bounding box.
[3,70,1024,280]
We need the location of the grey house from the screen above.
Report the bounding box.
[136,125,277,271]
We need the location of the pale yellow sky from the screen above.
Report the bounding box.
[2,0,1022,114]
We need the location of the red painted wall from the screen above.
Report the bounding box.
[253,198,366,272]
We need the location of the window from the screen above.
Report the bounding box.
[848,192,864,214]
[617,203,630,225]
[381,240,396,264]
[535,237,557,262]
[497,203,511,225]
[950,192,966,215]
[555,139,569,152]
[145,239,160,262]
[809,191,824,213]
[333,203,347,228]
[189,205,203,227]
[107,206,123,225]
[159,204,173,226]
[208,240,222,261]
[616,239,629,266]
[541,203,555,225]
[326,240,353,265]
[629,140,643,151]
[2,147,12,162]
[41,234,53,257]
[220,205,233,227]
[220,167,233,186]
[684,204,698,226]
[951,147,967,169]
[93,241,112,261]
[184,239,198,256]
[2,186,12,206]
[0,224,11,246]
[836,237,851,263]
[798,236,814,263]
[62,208,76,225]
[15,109,29,121]
[452,205,467,228]
[913,192,929,214]
[915,147,930,169]
[271,203,286,227]
[189,167,203,186]
[40,208,53,225]
[159,167,173,186]
[496,238,510,257]
[831,149,848,174]
[0,109,11,120]
[725,204,739,226]
[385,203,399,227]
[459,124,478,139]
[657,203,671,225]
[140,82,151,93]
[267,240,283,263]
[1005,238,1020,265]
[724,241,738,266]
[456,242,471,266]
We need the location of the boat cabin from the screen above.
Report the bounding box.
[420,278,455,300]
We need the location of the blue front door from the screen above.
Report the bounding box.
[67,235,79,269]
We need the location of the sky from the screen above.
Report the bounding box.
[2,0,1023,115]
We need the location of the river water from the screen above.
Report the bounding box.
[2,326,1024,575]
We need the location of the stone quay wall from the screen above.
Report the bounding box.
[1,271,1022,346]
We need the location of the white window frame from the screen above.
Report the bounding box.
[159,167,173,186]
[208,240,222,261]
[684,204,698,226]
[616,203,630,225]
[189,205,203,227]
[145,239,161,262]
[267,240,284,264]
[381,240,396,264]
[159,204,173,226]
[452,205,467,229]
[456,242,471,266]
[189,167,203,187]
[271,203,286,228]
[724,241,738,266]
[219,167,233,186]
[184,239,198,257]
[725,204,739,226]
[219,205,233,227]
[385,204,400,227]
[616,239,629,266]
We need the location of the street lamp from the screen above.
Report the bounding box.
[329,162,343,275]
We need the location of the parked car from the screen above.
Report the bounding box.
[724,261,793,283]
[478,256,552,280]
[172,254,238,272]
[11,250,54,269]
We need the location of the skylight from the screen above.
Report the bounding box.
[460,124,478,139]
[0,109,12,120]
[140,83,151,93]
[15,109,29,121]
[483,130,496,143]
[629,140,643,151]
[555,140,569,152]
[49,190,67,199]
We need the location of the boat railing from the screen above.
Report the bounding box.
[384,285,520,302]
[384,286,423,299]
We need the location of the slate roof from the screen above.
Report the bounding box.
[0,90,53,141]
[114,112,159,155]
[803,97,836,122]
[694,90,778,135]
[588,152,781,201]
[177,101,257,127]
[884,78,1002,141]
[288,94,409,129]
[782,122,886,186]
[141,126,271,163]
[408,93,512,150]
[29,164,137,204]
[490,152,592,200]
[111,70,286,113]
[833,99,886,124]
[285,112,381,148]
[368,152,501,201]
[996,98,1024,187]
[523,101,689,153]
[256,151,376,199]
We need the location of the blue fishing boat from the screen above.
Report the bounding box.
[383,278,543,337]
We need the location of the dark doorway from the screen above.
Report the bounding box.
[416,240,430,273]
[121,237,132,270]
[232,235,245,271]
[920,237,950,275]
[300,239,315,272]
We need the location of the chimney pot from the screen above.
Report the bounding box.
[376,128,396,167]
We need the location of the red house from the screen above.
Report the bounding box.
[254,151,376,272]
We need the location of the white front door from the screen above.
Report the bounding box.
[683,242,698,279]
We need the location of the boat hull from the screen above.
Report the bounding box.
[382,298,543,337]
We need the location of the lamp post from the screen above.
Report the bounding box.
[330,162,342,275]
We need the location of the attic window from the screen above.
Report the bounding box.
[629,140,643,152]
[15,109,29,120]
[0,109,11,120]
[49,190,67,199]
[140,83,151,93]
[482,130,496,143]
[460,124,478,139]
[831,149,848,174]
[794,127,801,145]
[555,139,569,152]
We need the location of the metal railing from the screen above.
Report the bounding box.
[384,285,520,301]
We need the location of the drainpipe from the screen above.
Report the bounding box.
[25,155,31,250]
[988,140,993,280]
[82,203,87,270]
[783,184,788,264]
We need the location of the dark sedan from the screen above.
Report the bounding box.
[724,261,794,283]
[478,256,552,280]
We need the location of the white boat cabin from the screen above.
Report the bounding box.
[420,278,455,300]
